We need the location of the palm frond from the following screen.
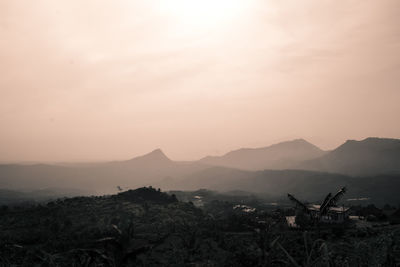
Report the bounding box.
[320,193,332,209]
[319,193,332,215]
[324,187,347,210]
[287,194,309,213]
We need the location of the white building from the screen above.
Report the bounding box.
[307,204,350,223]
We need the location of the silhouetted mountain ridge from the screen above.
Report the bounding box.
[0,137,399,197]
[116,187,178,204]
[300,137,400,175]
[127,148,171,163]
[199,139,326,170]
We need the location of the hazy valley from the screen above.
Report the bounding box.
[1,137,399,206]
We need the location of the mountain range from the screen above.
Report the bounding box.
[199,139,326,170]
[300,138,400,176]
[199,137,400,176]
[0,137,399,204]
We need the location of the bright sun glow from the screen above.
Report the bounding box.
[157,0,249,31]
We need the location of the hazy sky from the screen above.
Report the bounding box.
[1,0,400,162]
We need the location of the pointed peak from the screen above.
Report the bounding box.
[129,148,171,162]
[149,148,164,155]
[295,138,311,144]
[143,148,169,158]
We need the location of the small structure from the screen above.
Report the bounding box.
[307,204,350,223]
[285,216,298,228]
[233,204,256,213]
[192,195,204,207]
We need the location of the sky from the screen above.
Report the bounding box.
[1,0,400,162]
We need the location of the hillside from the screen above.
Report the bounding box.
[199,139,326,170]
[0,149,208,194]
[1,187,399,266]
[300,138,400,176]
[167,169,400,206]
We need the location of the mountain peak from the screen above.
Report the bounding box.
[200,138,325,170]
[149,148,165,155]
[303,137,400,176]
[129,149,171,162]
[267,139,323,152]
[278,138,314,145]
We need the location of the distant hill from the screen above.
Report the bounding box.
[299,138,400,176]
[125,148,172,165]
[167,169,400,205]
[116,187,178,204]
[0,149,208,194]
[199,139,326,170]
[198,137,400,175]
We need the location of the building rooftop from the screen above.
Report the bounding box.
[307,204,350,213]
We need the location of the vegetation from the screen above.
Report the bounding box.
[0,187,400,266]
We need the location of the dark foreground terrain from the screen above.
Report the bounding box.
[1,187,400,266]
